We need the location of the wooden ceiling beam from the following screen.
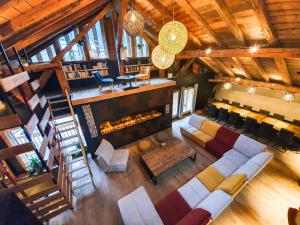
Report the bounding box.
[213,58,235,77]
[198,57,220,74]
[252,58,269,82]
[209,77,300,93]
[177,48,300,58]
[274,58,293,86]
[232,57,252,79]
[210,0,246,46]
[175,0,223,47]
[117,0,129,52]
[0,0,79,42]
[0,0,22,12]
[142,0,202,47]
[250,0,279,46]
[10,0,109,51]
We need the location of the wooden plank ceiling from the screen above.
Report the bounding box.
[0,0,300,87]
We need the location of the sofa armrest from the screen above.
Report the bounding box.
[118,186,164,225]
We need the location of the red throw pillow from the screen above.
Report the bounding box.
[176,208,211,225]
[155,190,191,225]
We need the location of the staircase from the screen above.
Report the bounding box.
[48,91,95,193]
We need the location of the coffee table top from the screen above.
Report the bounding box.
[140,139,196,177]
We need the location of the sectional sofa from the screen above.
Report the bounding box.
[118,114,273,225]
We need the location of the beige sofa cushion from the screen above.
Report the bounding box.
[192,131,213,148]
[200,120,221,138]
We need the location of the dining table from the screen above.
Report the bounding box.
[212,101,300,137]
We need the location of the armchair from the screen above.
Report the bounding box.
[95,139,129,172]
[92,71,114,92]
[135,66,151,85]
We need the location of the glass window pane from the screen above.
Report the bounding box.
[172,91,179,118]
[85,21,108,59]
[30,44,56,63]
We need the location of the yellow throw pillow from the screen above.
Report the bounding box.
[196,166,225,192]
[216,174,247,196]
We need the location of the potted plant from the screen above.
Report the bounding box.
[28,157,43,175]
[137,43,143,49]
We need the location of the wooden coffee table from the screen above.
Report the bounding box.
[140,139,197,185]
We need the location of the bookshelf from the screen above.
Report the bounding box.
[63,62,109,80]
[125,64,152,74]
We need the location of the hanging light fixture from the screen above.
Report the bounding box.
[247,87,256,94]
[151,45,175,69]
[282,92,295,103]
[123,1,144,36]
[223,82,232,90]
[158,0,188,55]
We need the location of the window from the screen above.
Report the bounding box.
[182,87,195,114]
[58,29,85,61]
[31,45,56,63]
[122,30,132,57]
[136,36,149,57]
[85,21,108,59]
[5,127,44,169]
[172,90,180,118]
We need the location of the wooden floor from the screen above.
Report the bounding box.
[50,116,300,225]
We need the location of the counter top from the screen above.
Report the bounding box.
[71,79,176,105]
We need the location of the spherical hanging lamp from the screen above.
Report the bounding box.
[282,92,295,103]
[123,9,144,36]
[158,21,188,55]
[223,82,232,90]
[151,45,175,69]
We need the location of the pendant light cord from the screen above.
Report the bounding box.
[173,0,175,21]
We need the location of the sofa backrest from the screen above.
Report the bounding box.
[233,134,267,158]
[214,126,240,147]
[95,139,114,164]
[200,120,221,138]
[188,114,207,130]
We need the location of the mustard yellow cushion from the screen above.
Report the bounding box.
[196,166,225,192]
[192,131,213,144]
[138,140,152,153]
[200,120,221,138]
[296,210,300,225]
[216,174,247,196]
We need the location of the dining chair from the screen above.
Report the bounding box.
[242,117,259,136]
[273,113,285,120]
[243,105,252,111]
[257,122,276,143]
[232,101,240,107]
[288,207,300,225]
[222,99,229,104]
[293,119,300,127]
[259,109,270,116]
[218,108,230,124]
[208,104,219,119]
[274,128,295,152]
[228,111,243,129]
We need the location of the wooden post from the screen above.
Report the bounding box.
[55,62,70,95]
[103,17,117,60]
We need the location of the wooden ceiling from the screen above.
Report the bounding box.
[134,0,300,87]
[1,0,300,87]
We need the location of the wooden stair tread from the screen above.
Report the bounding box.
[68,164,87,173]
[73,180,92,191]
[52,106,70,112]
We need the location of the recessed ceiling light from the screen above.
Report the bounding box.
[205,47,212,55]
[249,44,260,53]
[235,77,241,81]
[223,82,232,90]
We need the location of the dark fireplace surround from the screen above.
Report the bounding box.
[75,86,174,153]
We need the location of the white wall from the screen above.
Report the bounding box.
[215,84,300,122]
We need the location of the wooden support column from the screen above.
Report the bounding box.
[131,36,136,58]
[55,62,70,94]
[116,0,129,76]
[103,17,117,60]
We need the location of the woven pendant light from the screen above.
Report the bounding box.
[124,9,144,36]
[151,45,175,69]
[158,20,188,55]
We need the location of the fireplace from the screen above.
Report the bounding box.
[100,110,162,135]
